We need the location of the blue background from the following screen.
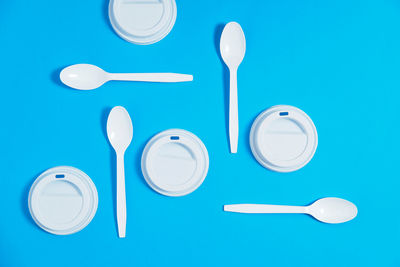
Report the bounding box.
[0,0,399,266]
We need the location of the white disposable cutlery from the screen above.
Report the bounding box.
[224,197,357,224]
[107,106,133,238]
[60,64,193,90]
[28,15,358,240]
[220,22,246,153]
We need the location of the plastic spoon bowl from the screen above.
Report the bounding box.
[60,64,193,90]
[220,22,246,153]
[224,197,358,224]
[107,106,133,237]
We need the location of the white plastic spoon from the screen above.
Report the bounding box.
[60,64,193,90]
[107,106,133,238]
[220,22,246,153]
[224,197,358,224]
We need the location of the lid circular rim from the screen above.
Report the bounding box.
[28,166,98,235]
[249,105,318,172]
[108,0,177,45]
[141,129,209,196]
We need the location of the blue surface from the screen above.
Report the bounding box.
[0,0,399,266]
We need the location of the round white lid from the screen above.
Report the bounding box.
[28,166,98,235]
[141,129,209,196]
[250,105,318,172]
[109,0,177,45]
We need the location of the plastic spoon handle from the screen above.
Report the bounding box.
[229,69,238,153]
[224,204,307,214]
[116,153,126,238]
[109,73,193,83]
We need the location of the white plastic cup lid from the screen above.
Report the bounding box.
[109,0,177,45]
[141,129,209,196]
[28,166,98,235]
[250,105,318,172]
